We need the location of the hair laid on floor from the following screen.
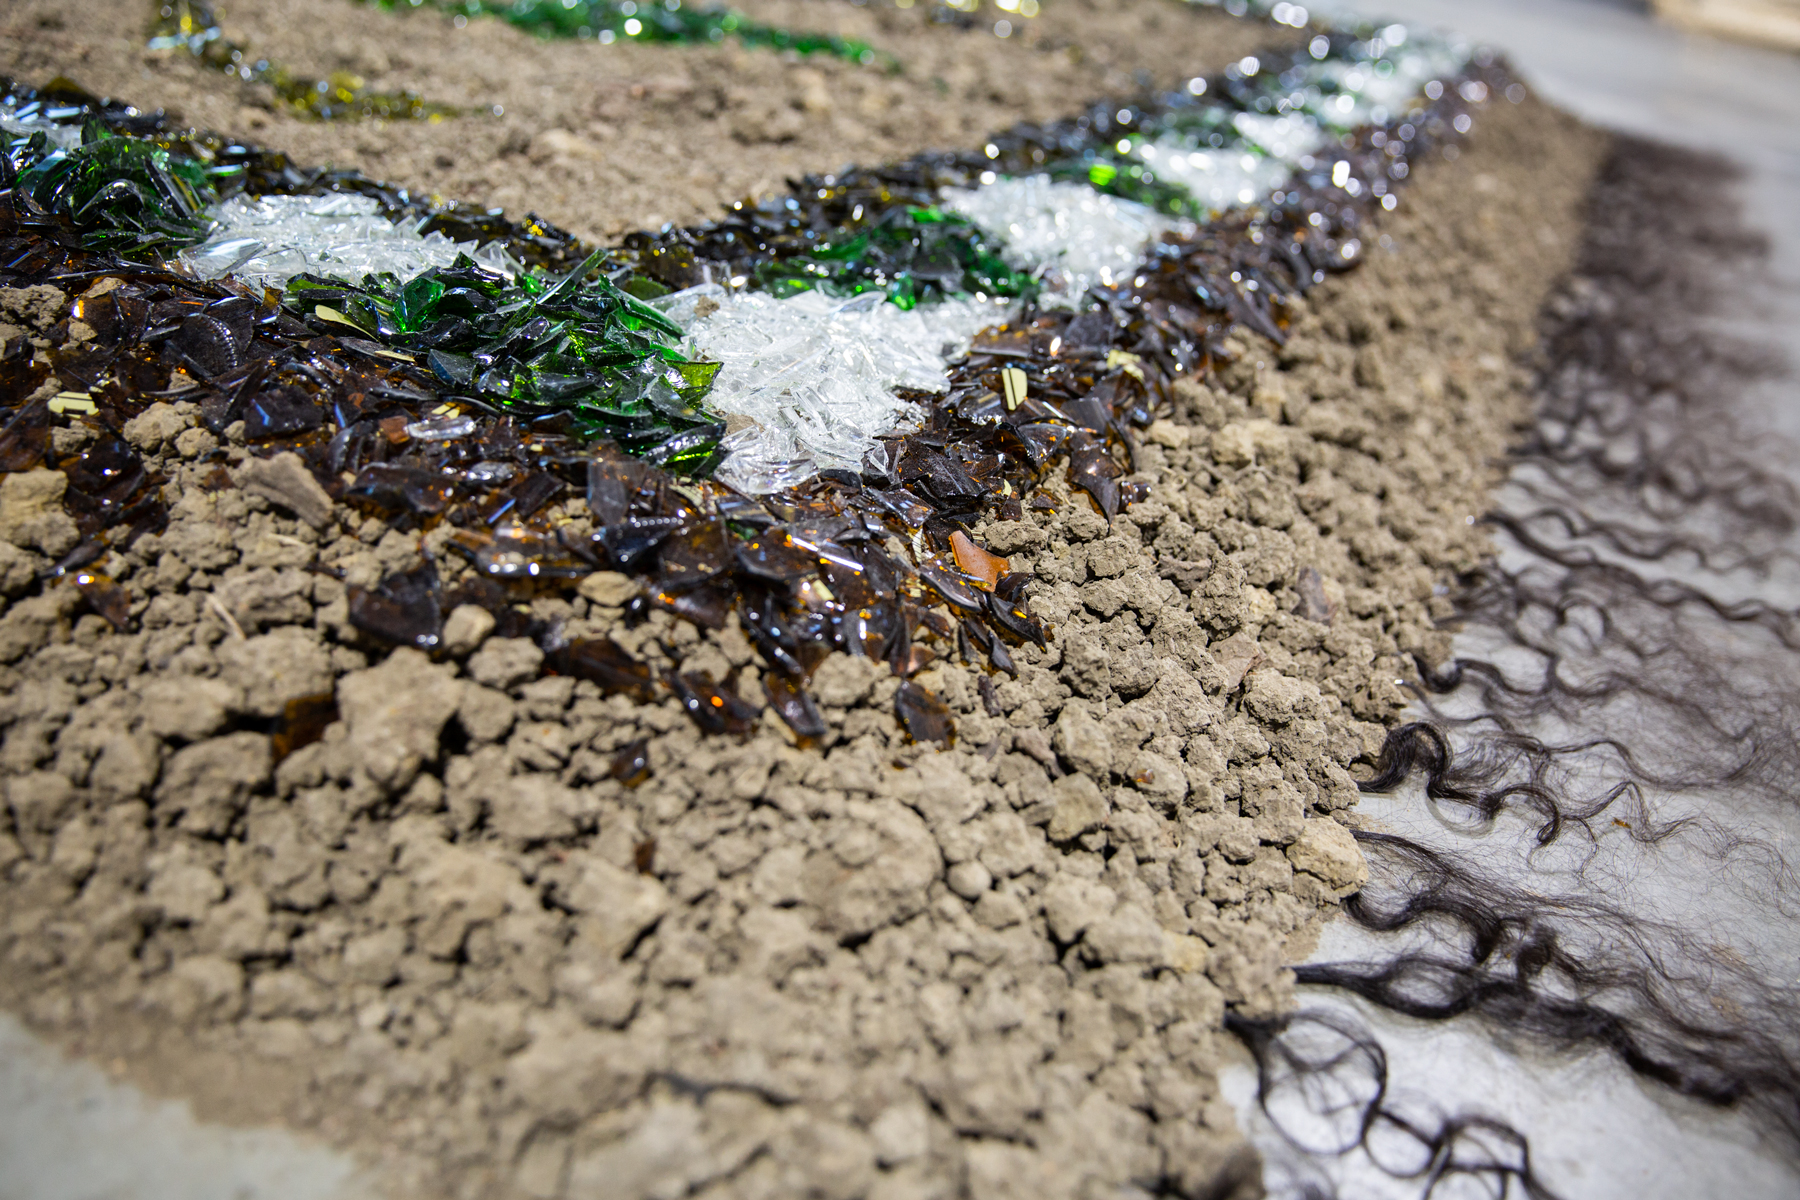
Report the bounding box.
[1231,134,1800,1192]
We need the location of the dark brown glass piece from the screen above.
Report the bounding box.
[1068,430,1123,522]
[272,693,339,763]
[949,531,1007,591]
[765,671,826,742]
[977,675,1004,718]
[916,560,985,613]
[347,462,453,515]
[1294,565,1337,624]
[0,400,50,472]
[658,518,733,587]
[987,591,1049,648]
[59,432,149,532]
[668,671,761,735]
[652,583,733,630]
[549,638,657,701]
[609,738,652,788]
[346,564,443,649]
[72,569,131,629]
[895,680,954,747]
[481,471,564,525]
[0,344,48,407]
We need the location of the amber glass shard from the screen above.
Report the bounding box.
[549,637,657,701]
[948,531,1008,591]
[591,516,685,572]
[346,564,444,650]
[1068,430,1123,521]
[71,569,131,629]
[765,672,827,743]
[653,583,733,630]
[347,462,454,515]
[895,680,953,747]
[479,471,564,525]
[272,693,340,763]
[243,386,324,441]
[609,738,652,788]
[738,585,809,677]
[658,518,733,587]
[0,346,49,409]
[454,526,591,580]
[960,616,1017,677]
[987,591,1048,648]
[734,532,818,585]
[0,400,51,472]
[59,431,148,532]
[668,671,761,736]
[915,560,984,614]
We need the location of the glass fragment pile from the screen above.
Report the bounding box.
[0,4,1509,746]
[183,193,520,287]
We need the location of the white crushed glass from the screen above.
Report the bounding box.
[463,462,517,485]
[403,415,477,442]
[180,193,520,288]
[0,109,82,151]
[938,175,1191,308]
[1139,138,1306,216]
[1311,40,1471,132]
[661,285,1014,494]
[1125,31,1468,217]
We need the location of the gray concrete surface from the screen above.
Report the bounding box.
[1317,0,1800,430]
[1225,2,1800,1196]
[0,1014,379,1200]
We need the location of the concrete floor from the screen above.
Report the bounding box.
[1222,2,1800,1196]
[0,1014,378,1200]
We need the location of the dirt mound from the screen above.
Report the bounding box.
[1,0,1292,242]
[0,5,1607,1196]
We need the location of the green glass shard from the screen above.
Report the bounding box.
[1053,152,1216,220]
[394,275,447,332]
[6,125,219,257]
[362,0,897,69]
[283,254,727,474]
[149,0,461,121]
[751,206,1037,308]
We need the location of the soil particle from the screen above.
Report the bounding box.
[233,452,335,531]
[0,469,80,559]
[0,28,1607,1200]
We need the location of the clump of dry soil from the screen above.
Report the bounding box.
[0,6,1608,1197]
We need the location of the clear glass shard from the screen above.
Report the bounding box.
[404,415,478,442]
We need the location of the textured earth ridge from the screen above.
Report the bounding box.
[0,6,1607,1198]
[2,0,1294,243]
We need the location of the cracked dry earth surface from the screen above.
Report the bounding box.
[0,0,1294,243]
[0,58,1605,1200]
